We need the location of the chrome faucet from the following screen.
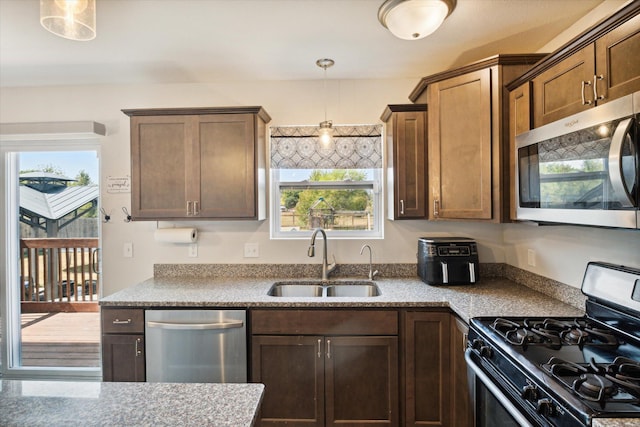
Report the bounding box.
[360,244,379,280]
[308,228,336,281]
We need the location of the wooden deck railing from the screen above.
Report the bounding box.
[20,238,100,313]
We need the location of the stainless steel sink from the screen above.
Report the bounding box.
[326,284,379,297]
[267,283,324,297]
[267,280,380,298]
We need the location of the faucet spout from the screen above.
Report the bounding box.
[360,244,379,280]
[308,228,336,281]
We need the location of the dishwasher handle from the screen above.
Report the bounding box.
[146,320,244,330]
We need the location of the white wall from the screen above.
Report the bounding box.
[1,1,638,295]
[1,80,507,294]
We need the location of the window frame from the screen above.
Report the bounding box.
[269,168,384,240]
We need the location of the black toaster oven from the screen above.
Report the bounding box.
[417,237,479,285]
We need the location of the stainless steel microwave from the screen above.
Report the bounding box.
[516,91,639,229]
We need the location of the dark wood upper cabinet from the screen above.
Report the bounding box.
[381,104,428,220]
[410,55,545,223]
[123,106,270,220]
[505,3,640,127]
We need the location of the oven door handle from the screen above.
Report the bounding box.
[608,117,636,208]
[465,350,535,427]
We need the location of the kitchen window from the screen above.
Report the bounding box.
[270,125,383,239]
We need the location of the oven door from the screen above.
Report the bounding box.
[465,350,537,427]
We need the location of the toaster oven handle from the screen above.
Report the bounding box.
[469,262,476,283]
[608,118,636,208]
[441,261,448,284]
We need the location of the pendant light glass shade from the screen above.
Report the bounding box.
[40,0,96,41]
[316,58,335,146]
[378,0,455,40]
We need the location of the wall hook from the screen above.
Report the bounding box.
[122,207,132,222]
[100,208,111,223]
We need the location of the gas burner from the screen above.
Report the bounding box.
[491,318,562,350]
[542,356,640,407]
[573,373,617,402]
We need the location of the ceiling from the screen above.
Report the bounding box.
[0,0,615,87]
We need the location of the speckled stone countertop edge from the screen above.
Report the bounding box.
[592,419,640,427]
[100,275,585,323]
[150,261,586,309]
[0,380,265,427]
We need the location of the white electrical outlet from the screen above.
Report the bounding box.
[527,249,536,267]
[244,243,259,258]
[123,242,133,258]
[189,244,198,258]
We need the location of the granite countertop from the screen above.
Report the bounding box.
[100,276,585,321]
[0,380,264,427]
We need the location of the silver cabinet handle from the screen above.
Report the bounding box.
[317,339,322,358]
[146,320,244,330]
[462,333,468,353]
[326,339,331,359]
[135,338,142,357]
[433,199,440,217]
[400,199,405,215]
[186,201,192,216]
[608,117,635,208]
[112,318,132,325]
[593,74,605,101]
[193,200,200,216]
[581,80,592,105]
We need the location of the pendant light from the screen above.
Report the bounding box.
[40,0,97,41]
[378,0,456,40]
[316,58,335,145]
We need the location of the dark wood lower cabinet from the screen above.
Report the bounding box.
[251,309,399,427]
[403,311,452,427]
[101,334,145,382]
[451,315,472,427]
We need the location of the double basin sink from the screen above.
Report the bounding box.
[268,280,380,298]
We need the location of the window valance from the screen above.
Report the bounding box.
[270,125,382,169]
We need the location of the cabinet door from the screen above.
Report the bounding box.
[532,46,595,127]
[101,334,145,382]
[509,83,532,221]
[251,335,325,427]
[403,311,451,427]
[130,115,193,219]
[450,316,472,427]
[387,109,427,219]
[428,69,492,220]
[594,14,640,104]
[196,114,257,218]
[325,336,399,427]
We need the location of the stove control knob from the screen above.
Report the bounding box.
[479,345,493,358]
[521,385,538,401]
[536,398,555,417]
[471,339,484,350]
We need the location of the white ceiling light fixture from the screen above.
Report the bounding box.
[378,0,456,40]
[40,0,96,41]
[316,58,335,146]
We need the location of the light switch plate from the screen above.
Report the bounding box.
[189,244,198,258]
[123,242,133,258]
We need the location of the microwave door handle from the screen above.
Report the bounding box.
[608,118,635,208]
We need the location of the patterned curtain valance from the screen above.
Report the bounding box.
[270,125,382,169]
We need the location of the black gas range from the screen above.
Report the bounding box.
[466,262,640,427]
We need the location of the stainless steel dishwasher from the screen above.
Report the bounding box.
[145,309,247,383]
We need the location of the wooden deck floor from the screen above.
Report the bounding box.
[20,312,101,368]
